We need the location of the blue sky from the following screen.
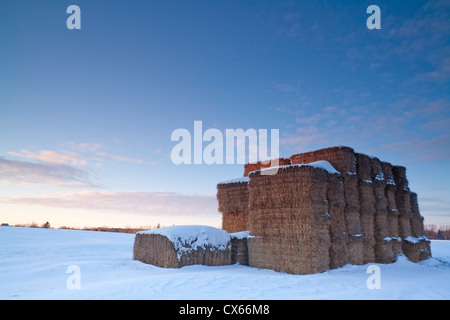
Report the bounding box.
[0,0,449,228]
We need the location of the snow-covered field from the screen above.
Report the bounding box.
[1,226,449,300]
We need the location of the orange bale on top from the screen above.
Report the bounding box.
[290,146,356,174]
[243,158,291,177]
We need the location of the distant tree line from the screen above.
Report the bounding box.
[424,225,450,240]
[8,222,164,234]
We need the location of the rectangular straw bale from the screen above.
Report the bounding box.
[375,239,396,263]
[343,173,360,209]
[222,211,249,233]
[244,158,291,177]
[395,189,412,238]
[402,237,432,263]
[134,227,232,268]
[248,236,330,275]
[392,165,409,190]
[327,173,347,238]
[359,183,376,214]
[217,180,249,214]
[329,235,350,269]
[347,235,365,265]
[290,146,356,174]
[230,234,249,265]
[249,207,330,239]
[248,165,330,238]
[356,154,376,263]
[371,157,388,211]
[410,192,425,237]
[244,162,260,177]
[326,173,350,268]
[134,233,179,268]
[382,161,402,257]
[248,165,328,210]
[356,153,373,182]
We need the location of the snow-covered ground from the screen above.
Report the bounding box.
[1,226,449,300]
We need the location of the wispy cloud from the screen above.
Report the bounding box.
[94,152,144,164]
[67,141,103,152]
[0,156,99,188]
[0,191,218,217]
[381,135,450,162]
[9,150,86,166]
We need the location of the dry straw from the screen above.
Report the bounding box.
[230,232,249,265]
[356,153,376,263]
[243,158,291,177]
[215,146,430,274]
[290,146,364,266]
[133,232,231,268]
[248,236,330,275]
[410,192,425,237]
[217,180,249,233]
[381,161,402,257]
[222,211,249,234]
[290,146,356,174]
[371,157,395,263]
[392,166,413,239]
[327,173,350,269]
[247,165,331,274]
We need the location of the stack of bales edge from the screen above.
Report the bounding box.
[216,177,250,233]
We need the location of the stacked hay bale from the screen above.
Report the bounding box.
[290,146,364,265]
[230,231,250,265]
[381,162,403,256]
[392,166,413,241]
[371,157,395,263]
[217,177,250,233]
[356,153,376,263]
[133,225,231,268]
[392,166,431,262]
[327,172,350,269]
[247,165,331,275]
[409,192,432,261]
[243,158,291,177]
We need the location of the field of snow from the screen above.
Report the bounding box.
[1,226,449,300]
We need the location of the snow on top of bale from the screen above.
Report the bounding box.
[229,230,250,239]
[138,225,231,259]
[251,160,340,175]
[218,177,250,185]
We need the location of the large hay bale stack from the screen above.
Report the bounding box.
[381,161,402,256]
[133,225,231,268]
[217,178,250,233]
[371,157,395,263]
[356,153,376,264]
[290,147,364,265]
[248,164,332,274]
